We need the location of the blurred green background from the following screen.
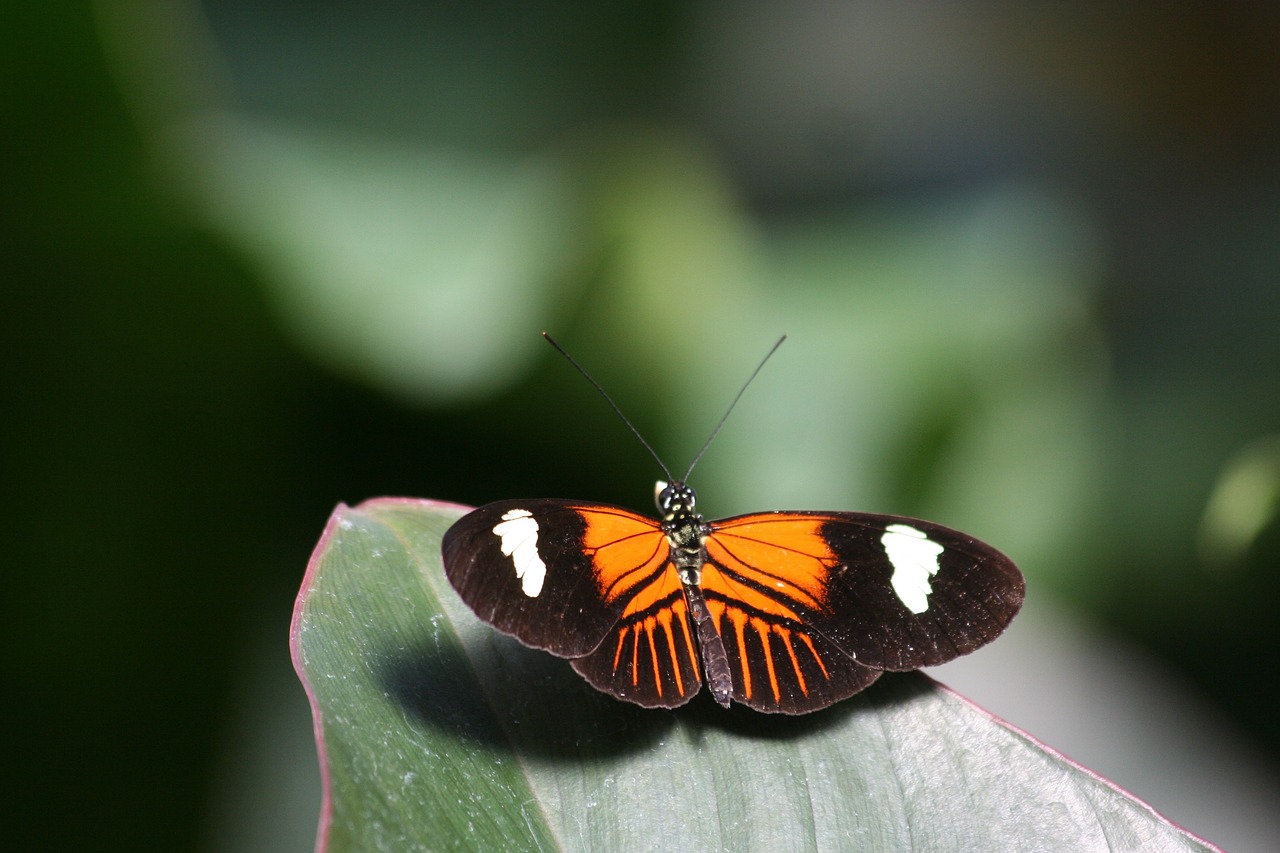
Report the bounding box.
[6,2,1280,851]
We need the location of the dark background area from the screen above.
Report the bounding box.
[6,3,1280,851]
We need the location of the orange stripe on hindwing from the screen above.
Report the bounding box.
[607,599,697,698]
[797,632,830,679]
[655,605,686,696]
[674,599,697,689]
[611,630,627,674]
[630,624,641,687]
[643,616,662,695]
[751,617,782,701]
[706,597,727,632]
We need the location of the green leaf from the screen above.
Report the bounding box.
[292,499,1221,852]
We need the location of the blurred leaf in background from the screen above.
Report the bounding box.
[6,1,1279,851]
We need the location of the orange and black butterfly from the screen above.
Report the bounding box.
[442,335,1024,715]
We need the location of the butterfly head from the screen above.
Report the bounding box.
[655,480,698,520]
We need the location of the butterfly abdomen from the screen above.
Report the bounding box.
[680,575,734,708]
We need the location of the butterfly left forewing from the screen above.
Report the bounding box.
[811,512,1024,670]
[703,511,1023,710]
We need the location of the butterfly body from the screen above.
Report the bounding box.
[442,479,1024,714]
[655,481,734,708]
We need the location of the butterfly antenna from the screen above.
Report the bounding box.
[542,332,675,483]
[682,334,786,481]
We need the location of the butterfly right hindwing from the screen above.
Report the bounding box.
[569,567,705,709]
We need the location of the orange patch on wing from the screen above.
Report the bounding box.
[619,567,682,618]
[576,508,668,603]
[706,516,838,611]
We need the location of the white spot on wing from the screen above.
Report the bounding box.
[492,508,546,597]
[881,523,944,614]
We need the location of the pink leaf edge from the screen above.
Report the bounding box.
[932,678,1224,852]
[289,497,473,853]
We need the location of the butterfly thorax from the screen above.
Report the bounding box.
[656,481,710,583]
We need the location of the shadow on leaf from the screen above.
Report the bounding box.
[379,632,678,760]
[682,670,938,741]
[380,627,939,757]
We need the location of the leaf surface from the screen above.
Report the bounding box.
[292,499,1220,852]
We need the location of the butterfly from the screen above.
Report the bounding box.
[442,335,1025,714]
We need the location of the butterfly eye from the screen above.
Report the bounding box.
[657,482,696,518]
